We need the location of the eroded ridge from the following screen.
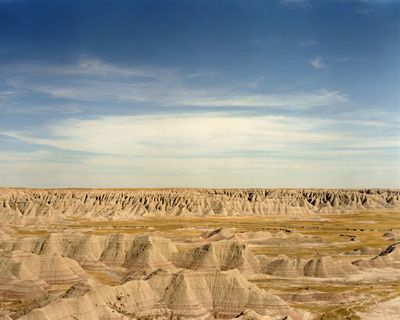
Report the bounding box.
[1,188,399,223]
[0,208,400,320]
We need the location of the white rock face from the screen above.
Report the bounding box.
[1,188,399,222]
[354,242,400,269]
[16,269,302,320]
[0,188,399,320]
[176,240,260,274]
[260,254,359,278]
[0,250,87,299]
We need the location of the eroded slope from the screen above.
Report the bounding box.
[1,188,399,223]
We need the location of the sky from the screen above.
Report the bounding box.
[0,0,399,188]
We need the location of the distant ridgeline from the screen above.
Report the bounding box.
[0,189,399,223]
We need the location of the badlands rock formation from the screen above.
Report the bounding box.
[176,240,260,274]
[1,232,178,274]
[16,269,302,320]
[1,188,399,223]
[260,254,358,278]
[0,249,87,299]
[0,231,304,320]
[0,189,399,320]
[354,242,400,269]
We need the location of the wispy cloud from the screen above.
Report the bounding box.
[298,39,318,47]
[355,0,398,14]
[1,111,398,188]
[2,111,397,157]
[1,113,338,157]
[1,148,398,188]
[280,0,311,8]
[356,7,375,14]
[241,76,265,89]
[3,58,345,110]
[309,56,327,69]
[337,57,351,62]
[251,36,281,46]
[16,57,173,79]
[175,90,346,108]
[1,104,83,115]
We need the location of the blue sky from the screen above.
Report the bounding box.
[0,0,399,188]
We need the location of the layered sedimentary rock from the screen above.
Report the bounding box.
[260,254,358,278]
[18,269,301,320]
[354,242,400,269]
[202,228,235,241]
[176,240,260,274]
[235,309,274,320]
[122,234,178,273]
[0,232,178,274]
[1,197,399,319]
[0,250,87,299]
[1,188,399,222]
